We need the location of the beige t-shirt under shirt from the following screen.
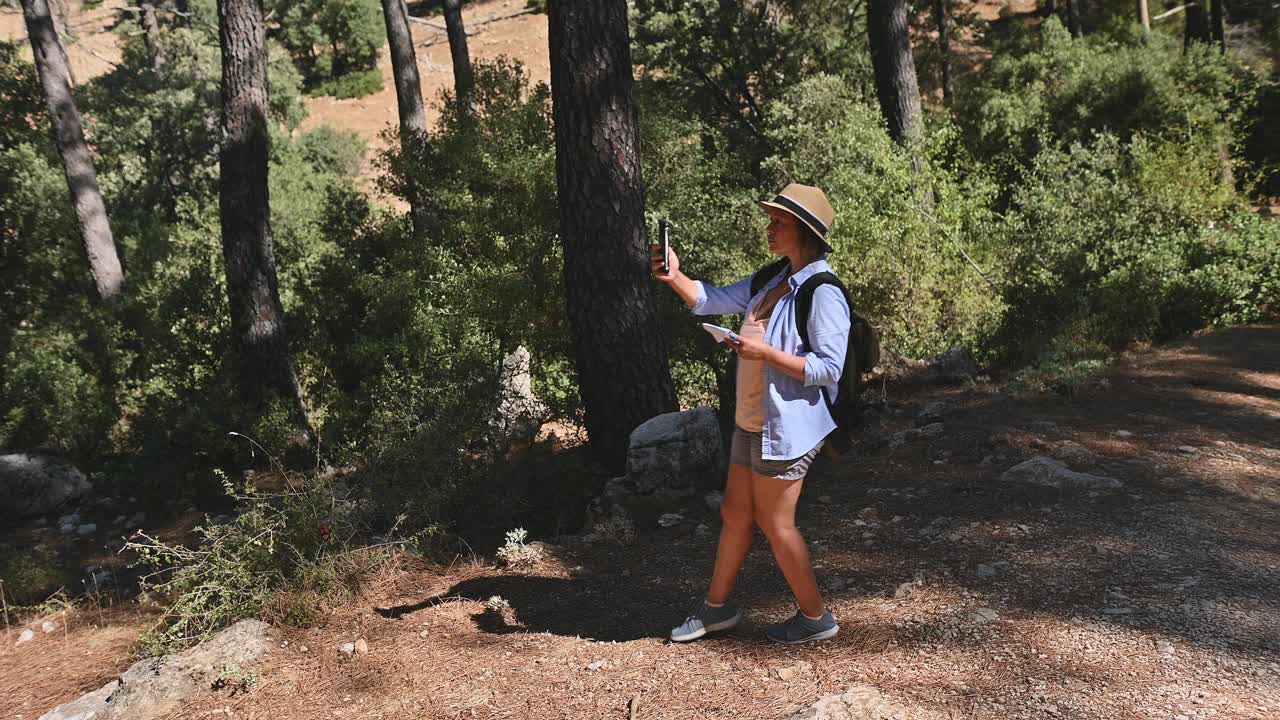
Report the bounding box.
[734,301,774,432]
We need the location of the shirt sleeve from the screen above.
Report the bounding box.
[802,284,851,388]
[690,275,753,316]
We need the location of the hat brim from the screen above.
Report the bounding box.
[757,200,834,254]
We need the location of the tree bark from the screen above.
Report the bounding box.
[1067,0,1085,37]
[442,0,474,114]
[22,0,124,301]
[547,0,678,472]
[1184,2,1212,48]
[933,0,952,105]
[380,0,430,238]
[1137,0,1151,36]
[1210,0,1226,53]
[217,0,311,441]
[140,3,166,71]
[868,0,924,145]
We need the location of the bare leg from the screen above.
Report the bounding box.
[751,473,823,617]
[706,463,754,605]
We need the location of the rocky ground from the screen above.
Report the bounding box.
[4,324,1277,719]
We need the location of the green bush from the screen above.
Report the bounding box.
[958,18,1259,186]
[271,0,385,85]
[127,471,413,653]
[305,67,384,99]
[991,133,1276,364]
[761,75,1005,358]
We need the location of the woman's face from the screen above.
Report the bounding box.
[766,208,805,257]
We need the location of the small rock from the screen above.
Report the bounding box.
[1113,430,1134,438]
[861,532,875,540]
[125,511,146,529]
[354,638,368,654]
[59,523,75,534]
[915,401,951,427]
[112,514,126,526]
[917,422,944,438]
[657,513,684,528]
[694,523,710,536]
[1177,445,1198,454]
[1157,640,1175,655]
[76,523,97,536]
[299,645,309,653]
[1101,607,1134,615]
[816,495,832,505]
[775,661,813,681]
[41,621,57,634]
[585,660,606,671]
[338,642,356,656]
[17,629,35,644]
[976,563,997,578]
[703,491,723,513]
[58,513,81,526]
[1002,456,1122,490]
[969,608,1000,624]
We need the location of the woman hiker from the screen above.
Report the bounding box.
[651,183,851,644]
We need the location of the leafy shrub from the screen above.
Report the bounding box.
[305,67,384,99]
[761,75,1005,358]
[271,0,385,85]
[991,133,1276,364]
[958,18,1260,187]
[127,470,411,653]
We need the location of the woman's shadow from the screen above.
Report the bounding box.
[376,572,695,642]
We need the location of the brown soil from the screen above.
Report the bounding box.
[8,325,1276,720]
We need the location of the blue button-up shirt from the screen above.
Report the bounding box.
[691,259,850,461]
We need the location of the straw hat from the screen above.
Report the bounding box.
[756,183,835,253]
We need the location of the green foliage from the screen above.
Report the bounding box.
[762,75,1005,358]
[270,0,386,85]
[958,18,1259,185]
[127,470,410,653]
[632,0,874,163]
[992,134,1277,364]
[305,67,384,99]
[0,543,64,606]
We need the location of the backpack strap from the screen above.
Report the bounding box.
[794,272,851,415]
[749,258,789,299]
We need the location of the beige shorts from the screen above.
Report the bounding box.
[729,426,823,481]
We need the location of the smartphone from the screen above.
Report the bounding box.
[658,218,671,274]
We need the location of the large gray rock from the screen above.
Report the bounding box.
[38,619,272,720]
[491,346,548,443]
[1001,456,1122,490]
[0,452,91,516]
[789,685,908,720]
[929,345,979,384]
[624,407,720,494]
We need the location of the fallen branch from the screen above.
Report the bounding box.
[1152,3,1190,20]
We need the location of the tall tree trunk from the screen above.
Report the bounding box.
[547,0,678,472]
[140,3,166,71]
[22,0,124,301]
[1067,0,1085,37]
[1184,2,1212,48]
[868,0,924,144]
[933,0,952,105]
[380,0,429,238]
[1137,0,1151,36]
[442,0,474,114]
[1210,0,1226,52]
[217,0,311,441]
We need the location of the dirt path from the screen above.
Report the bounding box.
[9,325,1273,719]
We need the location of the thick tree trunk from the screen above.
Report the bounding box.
[1067,0,1085,37]
[547,0,678,472]
[217,0,311,441]
[933,0,952,105]
[1184,3,1212,48]
[140,3,166,71]
[1210,0,1226,52]
[442,0,474,114]
[868,0,924,144]
[22,0,124,301]
[380,0,430,238]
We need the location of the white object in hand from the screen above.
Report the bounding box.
[700,323,739,344]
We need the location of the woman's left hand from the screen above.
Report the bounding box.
[727,335,774,362]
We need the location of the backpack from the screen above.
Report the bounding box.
[748,259,880,456]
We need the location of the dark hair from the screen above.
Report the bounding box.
[800,224,826,253]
